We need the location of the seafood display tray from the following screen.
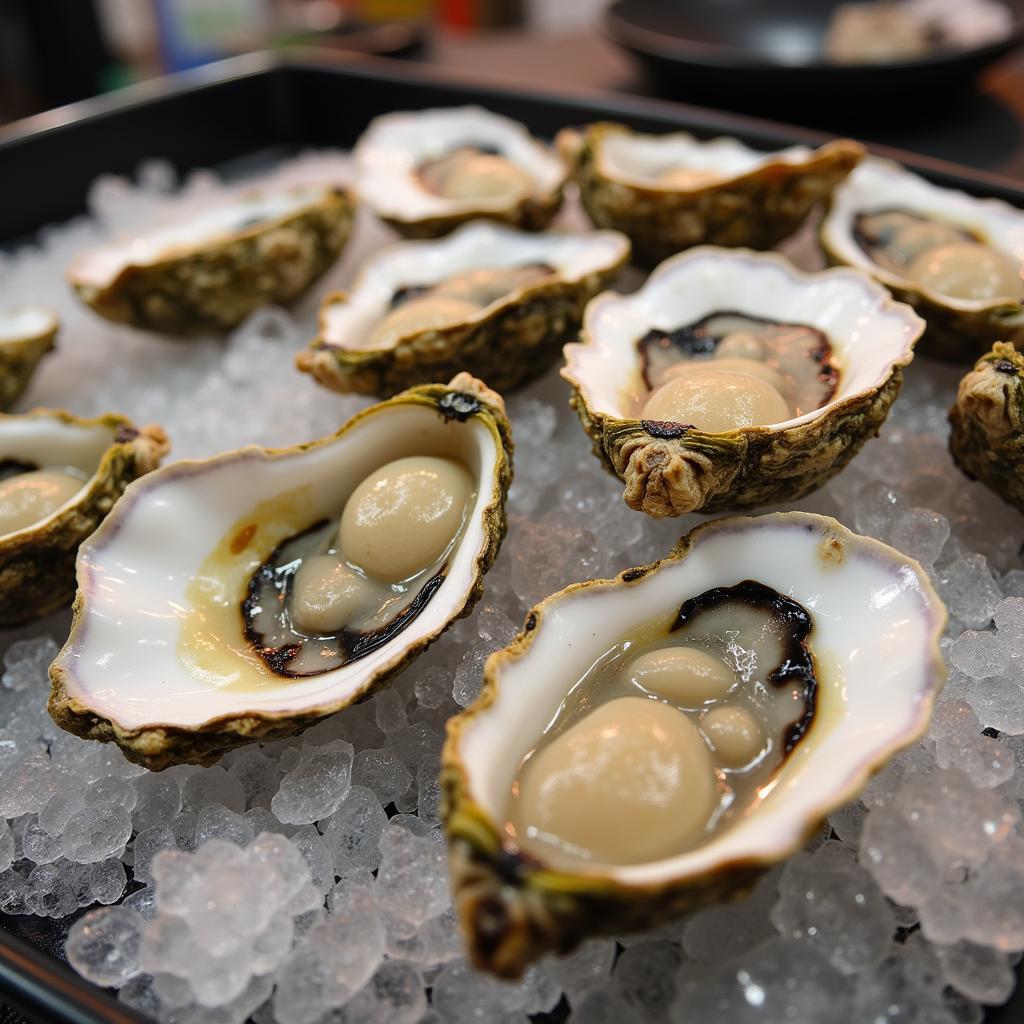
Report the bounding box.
[1,47,1024,1024]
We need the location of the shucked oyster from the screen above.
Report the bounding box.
[49,375,512,769]
[558,122,863,266]
[0,410,168,627]
[949,341,1024,512]
[354,107,567,238]
[297,222,629,397]
[68,185,354,335]
[0,306,58,409]
[821,159,1024,361]
[562,247,923,518]
[442,512,946,976]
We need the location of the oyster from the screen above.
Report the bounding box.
[562,247,923,518]
[48,375,512,770]
[296,222,630,397]
[0,410,168,627]
[354,107,567,238]
[820,158,1024,360]
[949,341,1024,511]
[68,184,354,334]
[557,122,863,266]
[0,306,58,409]
[442,511,946,977]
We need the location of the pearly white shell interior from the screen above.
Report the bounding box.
[457,512,944,886]
[0,306,58,344]
[820,158,1024,312]
[54,401,502,731]
[563,247,923,427]
[69,185,335,290]
[321,222,629,351]
[354,106,566,221]
[598,130,815,187]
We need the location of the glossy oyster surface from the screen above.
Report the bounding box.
[68,184,355,335]
[297,222,629,397]
[562,247,924,518]
[558,122,863,266]
[0,306,58,409]
[0,410,168,627]
[442,512,946,977]
[821,159,1024,361]
[49,375,512,770]
[354,107,567,238]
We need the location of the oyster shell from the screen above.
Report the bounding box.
[354,107,567,238]
[0,306,58,409]
[949,341,1024,511]
[562,247,924,518]
[68,184,354,335]
[296,222,630,397]
[0,410,168,627]
[442,512,946,977]
[557,123,863,266]
[820,158,1024,361]
[48,375,512,770]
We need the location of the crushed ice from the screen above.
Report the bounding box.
[0,153,1021,1022]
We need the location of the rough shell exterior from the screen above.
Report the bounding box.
[48,376,514,770]
[0,320,57,410]
[297,259,629,399]
[561,124,863,267]
[0,413,168,627]
[381,188,564,240]
[71,188,355,335]
[949,342,1024,511]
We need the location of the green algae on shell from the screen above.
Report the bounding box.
[296,222,630,398]
[558,122,863,267]
[48,375,513,770]
[0,306,59,410]
[68,185,355,335]
[561,247,924,518]
[441,512,947,978]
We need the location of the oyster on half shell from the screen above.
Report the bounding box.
[562,247,924,518]
[354,107,567,239]
[442,512,946,977]
[0,306,58,409]
[557,122,863,266]
[296,222,630,397]
[0,410,168,627]
[820,159,1024,361]
[48,375,512,770]
[68,184,355,335]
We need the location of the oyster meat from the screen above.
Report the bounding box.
[0,306,58,409]
[0,410,168,627]
[821,159,1024,360]
[354,107,567,238]
[68,184,355,335]
[297,222,629,397]
[442,512,946,976]
[49,375,512,769]
[557,122,863,266]
[562,246,923,517]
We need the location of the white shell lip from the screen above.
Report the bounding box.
[821,158,1024,314]
[454,511,947,886]
[562,246,925,430]
[0,411,118,543]
[51,396,505,736]
[68,183,343,291]
[354,106,567,221]
[320,221,630,352]
[0,306,59,346]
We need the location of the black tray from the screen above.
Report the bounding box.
[0,48,1022,1024]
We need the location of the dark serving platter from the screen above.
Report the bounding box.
[0,47,1023,1024]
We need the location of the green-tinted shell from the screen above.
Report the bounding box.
[560,123,863,267]
[0,412,169,627]
[0,313,58,410]
[949,342,1024,511]
[69,188,355,335]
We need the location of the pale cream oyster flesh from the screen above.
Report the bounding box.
[0,306,59,409]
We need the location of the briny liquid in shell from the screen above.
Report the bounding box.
[505,581,817,868]
[0,459,89,535]
[416,145,533,203]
